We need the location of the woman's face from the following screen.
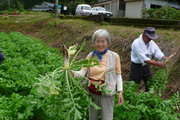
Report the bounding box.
[94,37,108,52]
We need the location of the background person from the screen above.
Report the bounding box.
[129,27,167,92]
[0,52,5,64]
[73,29,123,120]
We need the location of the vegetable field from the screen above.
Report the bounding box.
[0,32,63,119]
[0,32,179,120]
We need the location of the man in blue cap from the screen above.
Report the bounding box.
[129,27,167,92]
[0,52,5,64]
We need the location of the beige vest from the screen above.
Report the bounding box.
[87,50,117,96]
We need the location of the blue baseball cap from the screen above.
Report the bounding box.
[143,27,158,40]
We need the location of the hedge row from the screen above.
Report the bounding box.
[60,15,104,23]
[109,17,180,29]
[61,15,180,29]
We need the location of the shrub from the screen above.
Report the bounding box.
[143,6,180,20]
[2,13,9,20]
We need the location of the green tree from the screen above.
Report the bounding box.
[11,0,24,12]
[0,0,97,11]
[0,0,9,10]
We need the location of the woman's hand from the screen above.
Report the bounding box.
[118,91,123,105]
[70,70,74,76]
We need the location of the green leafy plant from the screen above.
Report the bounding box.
[148,69,168,96]
[148,51,179,96]
[114,81,180,120]
[34,41,101,120]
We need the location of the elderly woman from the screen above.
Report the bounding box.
[73,29,123,120]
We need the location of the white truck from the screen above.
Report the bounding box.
[75,4,92,16]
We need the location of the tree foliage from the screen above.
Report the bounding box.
[143,6,180,20]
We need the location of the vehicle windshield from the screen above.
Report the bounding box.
[84,6,91,10]
[98,7,106,11]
